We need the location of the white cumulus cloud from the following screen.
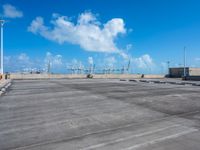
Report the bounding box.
[105,56,116,68]
[4,53,40,72]
[44,52,63,66]
[88,57,94,65]
[133,54,154,69]
[18,53,29,62]
[2,4,23,18]
[28,11,126,53]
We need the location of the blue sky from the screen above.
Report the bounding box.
[1,0,200,74]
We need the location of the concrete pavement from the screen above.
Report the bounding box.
[0,79,11,96]
[0,79,200,150]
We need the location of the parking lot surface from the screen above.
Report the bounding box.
[1,79,200,150]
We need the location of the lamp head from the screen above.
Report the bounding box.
[0,20,5,26]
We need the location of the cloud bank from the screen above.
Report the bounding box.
[4,51,158,74]
[2,4,23,18]
[28,11,126,53]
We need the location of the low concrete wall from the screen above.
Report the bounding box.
[93,74,142,79]
[141,74,165,79]
[185,76,200,81]
[0,79,12,96]
[10,74,86,79]
[10,73,165,80]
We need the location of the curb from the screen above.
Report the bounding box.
[0,79,12,96]
[120,79,200,87]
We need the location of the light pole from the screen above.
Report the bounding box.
[0,20,4,75]
[183,47,186,77]
[167,61,170,73]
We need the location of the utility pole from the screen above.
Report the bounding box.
[127,59,131,74]
[47,60,51,74]
[0,20,4,75]
[93,64,95,75]
[167,61,170,75]
[183,47,186,77]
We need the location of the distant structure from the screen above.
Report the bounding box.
[67,60,131,75]
[168,47,200,80]
[169,67,200,78]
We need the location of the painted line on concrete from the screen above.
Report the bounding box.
[80,124,181,150]
[122,128,198,150]
[11,110,200,150]
[123,78,200,87]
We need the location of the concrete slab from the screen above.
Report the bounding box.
[0,79,200,150]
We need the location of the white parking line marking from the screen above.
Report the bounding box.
[122,128,198,150]
[81,124,181,150]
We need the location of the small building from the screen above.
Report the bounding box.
[169,67,200,78]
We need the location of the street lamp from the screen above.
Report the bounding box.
[0,20,5,75]
[167,61,170,75]
[183,46,186,77]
